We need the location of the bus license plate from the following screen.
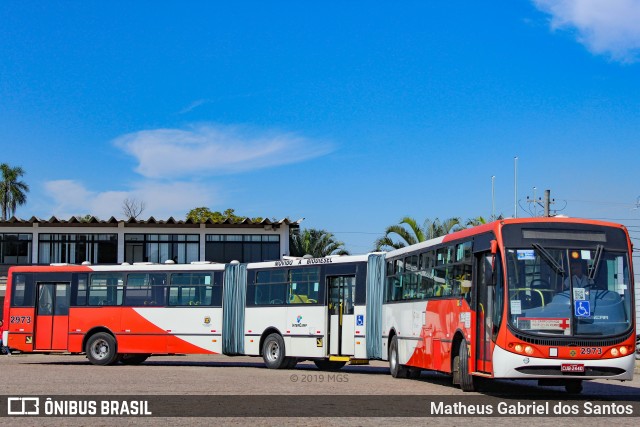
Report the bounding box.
[561,363,585,373]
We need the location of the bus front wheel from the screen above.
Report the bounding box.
[453,340,476,392]
[86,332,119,366]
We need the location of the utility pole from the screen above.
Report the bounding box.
[527,188,555,217]
[544,189,551,217]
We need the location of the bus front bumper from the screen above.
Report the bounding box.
[491,345,635,380]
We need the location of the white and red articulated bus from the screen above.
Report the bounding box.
[2,218,635,393]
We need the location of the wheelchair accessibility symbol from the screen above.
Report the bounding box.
[574,300,590,317]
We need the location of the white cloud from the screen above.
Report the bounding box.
[113,124,333,179]
[178,99,209,115]
[44,180,216,220]
[40,124,329,219]
[533,0,640,62]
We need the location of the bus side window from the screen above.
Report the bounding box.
[89,274,124,306]
[76,274,87,306]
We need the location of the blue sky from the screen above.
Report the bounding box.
[1,1,640,254]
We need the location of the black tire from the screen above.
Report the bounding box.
[565,380,583,394]
[120,354,150,365]
[85,332,119,366]
[453,340,475,392]
[389,336,408,378]
[314,359,347,371]
[262,333,288,369]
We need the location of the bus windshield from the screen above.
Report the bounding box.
[506,246,632,337]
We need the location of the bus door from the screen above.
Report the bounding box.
[34,283,70,350]
[474,253,494,373]
[327,276,355,356]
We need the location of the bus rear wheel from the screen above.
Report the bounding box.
[86,332,119,366]
[262,333,289,369]
[120,354,150,365]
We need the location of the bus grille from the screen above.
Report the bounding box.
[509,327,633,347]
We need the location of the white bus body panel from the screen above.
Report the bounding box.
[244,306,327,358]
[353,305,367,359]
[381,301,427,364]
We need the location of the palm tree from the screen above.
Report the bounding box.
[374,217,462,251]
[465,216,487,227]
[0,163,29,221]
[290,228,349,257]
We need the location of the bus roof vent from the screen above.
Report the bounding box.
[164,260,175,264]
[190,261,212,265]
[81,261,92,266]
[133,262,154,265]
[121,262,131,266]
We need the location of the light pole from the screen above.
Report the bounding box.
[514,156,518,218]
[491,176,495,219]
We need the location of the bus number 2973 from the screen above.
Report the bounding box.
[10,316,32,324]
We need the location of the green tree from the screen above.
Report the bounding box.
[465,216,487,227]
[466,214,504,226]
[77,215,97,222]
[186,207,263,223]
[289,228,349,257]
[0,163,29,221]
[374,216,462,251]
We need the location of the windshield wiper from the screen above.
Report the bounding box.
[532,243,565,275]
[588,244,603,281]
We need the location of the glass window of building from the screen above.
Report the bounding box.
[38,234,117,265]
[124,234,199,264]
[205,234,280,263]
[0,233,32,264]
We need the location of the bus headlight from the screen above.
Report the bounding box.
[619,346,628,356]
[611,348,619,357]
[514,344,523,353]
[524,346,534,355]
